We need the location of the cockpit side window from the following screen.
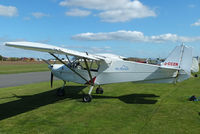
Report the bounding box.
[68,56,100,72]
[79,59,100,72]
[89,60,100,71]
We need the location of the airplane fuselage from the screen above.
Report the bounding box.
[49,59,187,85]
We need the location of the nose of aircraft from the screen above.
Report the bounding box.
[48,64,65,75]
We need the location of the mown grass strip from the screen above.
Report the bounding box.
[0,64,49,74]
[0,77,200,134]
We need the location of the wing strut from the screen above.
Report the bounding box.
[49,53,89,83]
[83,58,94,85]
[66,55,72,64]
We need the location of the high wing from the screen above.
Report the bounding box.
[5,41,105,61]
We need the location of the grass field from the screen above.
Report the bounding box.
[0,76,200,134]
[0,62,49,74]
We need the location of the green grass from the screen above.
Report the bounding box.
[0,64,49,74]
[0,77,200,134]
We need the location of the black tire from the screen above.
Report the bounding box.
[96,87,104,94]
[83,95,92,102]
[56,88,65,97]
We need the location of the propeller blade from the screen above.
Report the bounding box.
[51,72,53,88]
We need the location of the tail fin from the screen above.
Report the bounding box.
[161,45,193,81]
[179,45,193,74]
[161,45,183,69]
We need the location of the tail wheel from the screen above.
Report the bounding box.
[96,87,103,94]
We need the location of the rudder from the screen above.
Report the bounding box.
[161,45,193,82]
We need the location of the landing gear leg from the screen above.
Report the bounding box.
[57,81,66,97]
[96,86,103,94]
[83,86,94,102]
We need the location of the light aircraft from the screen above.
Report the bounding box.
[5,42,193,102]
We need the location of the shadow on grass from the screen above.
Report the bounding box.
[119,94,159,104]
[0,85,86,121]
[93,94,159,104]
[0,86,159,120]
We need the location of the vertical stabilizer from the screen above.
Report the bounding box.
[161,45,193,82]
[161,45,183,69]
[179,45,193,74]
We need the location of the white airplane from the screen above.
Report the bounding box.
[5,42,193,102]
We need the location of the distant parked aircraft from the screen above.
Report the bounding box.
[5,42,193,102]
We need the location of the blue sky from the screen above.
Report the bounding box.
[0,0,200,59]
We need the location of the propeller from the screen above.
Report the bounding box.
[51,72,54,88]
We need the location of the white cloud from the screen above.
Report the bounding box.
[32,12,49,19]
[191,19,200,26]
[0,4,18,17]
[72,30,200,43]
[99,8,155,22]
[59,0,156,22]
[65,8,91,16]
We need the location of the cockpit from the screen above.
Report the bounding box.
[67,56,100,72]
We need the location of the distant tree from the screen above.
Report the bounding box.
[8,57,20,61]
[0,55,2,61]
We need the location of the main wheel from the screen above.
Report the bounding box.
[96,87,104,94]
[56,88,65,97]
[83,95,92,102]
